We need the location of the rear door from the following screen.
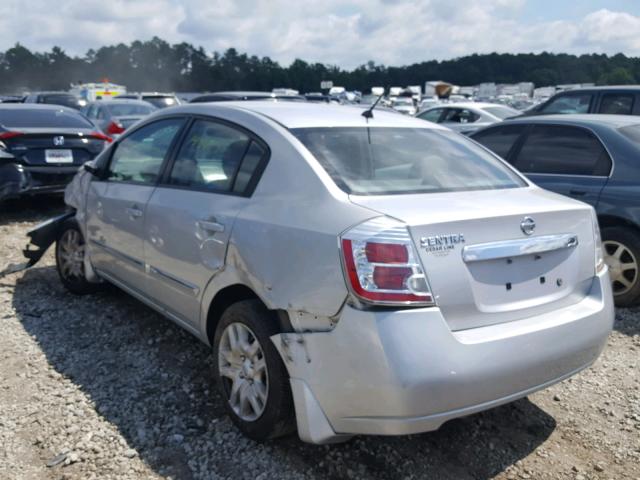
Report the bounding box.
[510,124,612,206]
[85,117,186,293]
[471,124,527,160]
[143,118,269,327]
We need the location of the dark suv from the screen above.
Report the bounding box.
[522,86,640,117]
[471,114,640,307]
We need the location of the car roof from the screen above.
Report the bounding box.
[0,103,79,113]
[553,86,640,93]
[89,99,154,106]
[167,101,447,129]
[504,113,640,128]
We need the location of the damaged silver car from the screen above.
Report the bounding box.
[24,101,614,443]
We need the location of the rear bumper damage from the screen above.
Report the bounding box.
[0,162,79,201]
[271,270,614,444]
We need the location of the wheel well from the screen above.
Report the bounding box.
[206,284,259,344]
[597,214,640,235]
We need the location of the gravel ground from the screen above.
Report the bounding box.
[0,199,639,480]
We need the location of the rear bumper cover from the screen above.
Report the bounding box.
[0,163,79,201]
[272,270,614,443]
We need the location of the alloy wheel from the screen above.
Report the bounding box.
[57,229,85,280]
[604,240,639,296]
[218,322,269,422]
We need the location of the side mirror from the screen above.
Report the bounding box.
[83,163,104,178]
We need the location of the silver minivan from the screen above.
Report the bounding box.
[51,102,613,444]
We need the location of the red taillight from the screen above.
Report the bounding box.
[105,121,125,135]
[340,217,433,306]
[0,131,23,140]
[90,131,113,143]
[365,242,408,264]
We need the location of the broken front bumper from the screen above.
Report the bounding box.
[271,270,614,444]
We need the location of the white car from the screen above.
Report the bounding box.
[417,102,520,134]
[23,101,613,444]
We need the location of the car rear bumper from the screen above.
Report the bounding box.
[0,163,79,201]
[272,269,614,444]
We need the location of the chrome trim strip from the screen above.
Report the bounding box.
[147,265,200,296]
[462,234,578,263]
[89,239,144,269]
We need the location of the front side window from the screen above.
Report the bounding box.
[108,118,184,184]
[417,108,443,123]
[442,108,480,124]
[599,94,634,115]
[168,119,265,194]
[513,125,611,176]
[472,124,526,160]
[293,127,525,195]
[541,94,592,114]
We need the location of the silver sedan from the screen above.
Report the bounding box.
[44,101,613,444]
[417,102,520,134]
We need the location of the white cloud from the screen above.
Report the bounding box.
[0,1,639,67]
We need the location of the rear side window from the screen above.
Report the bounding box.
[168,119,266,194]
[293,127,525,195]
[513,125,611,176]
[108,118,184,184]
[472,124,526,160]
[442,108,480,124]
[599,94,634,114]
[0,108,93,128]
[541,94,591,114]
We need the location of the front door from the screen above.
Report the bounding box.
[85,118,186,293]
[143,118,268,326]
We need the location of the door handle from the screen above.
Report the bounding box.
[197,219,225,233]
[569,189,587,196]
[126,206,143,219]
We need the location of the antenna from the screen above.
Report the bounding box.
[362,93,384,120]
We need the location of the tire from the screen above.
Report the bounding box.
[602,226,640,307]
[55,219,100,295]
[213,299,295,441]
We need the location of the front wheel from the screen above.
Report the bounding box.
[602,226,640,307]
[213,300,295,441]
[55,220,100,295]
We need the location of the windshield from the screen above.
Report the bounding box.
[392,98,413,106]
[0,108,93,128]
[106,103,156,116]
[293,127,525,195]
[484,106,520,119]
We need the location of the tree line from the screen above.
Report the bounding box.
[0,37,638,94]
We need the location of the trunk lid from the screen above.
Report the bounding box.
[350,186,596,331]
[3,128,105,166]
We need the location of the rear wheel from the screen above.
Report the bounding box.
[602,226,640,307]
[55,220,100,295]
[213,299,295,441]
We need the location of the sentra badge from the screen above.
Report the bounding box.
[420,234,465,255]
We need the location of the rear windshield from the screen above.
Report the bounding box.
[41,94,82,109]
[106,103,156,116]
[619,125,640,144]
[484,106,520,119]
[144,96,178,108]
[0,108,93,128]
[292,127,525,195]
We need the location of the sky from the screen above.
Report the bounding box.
[1,0,640,68]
